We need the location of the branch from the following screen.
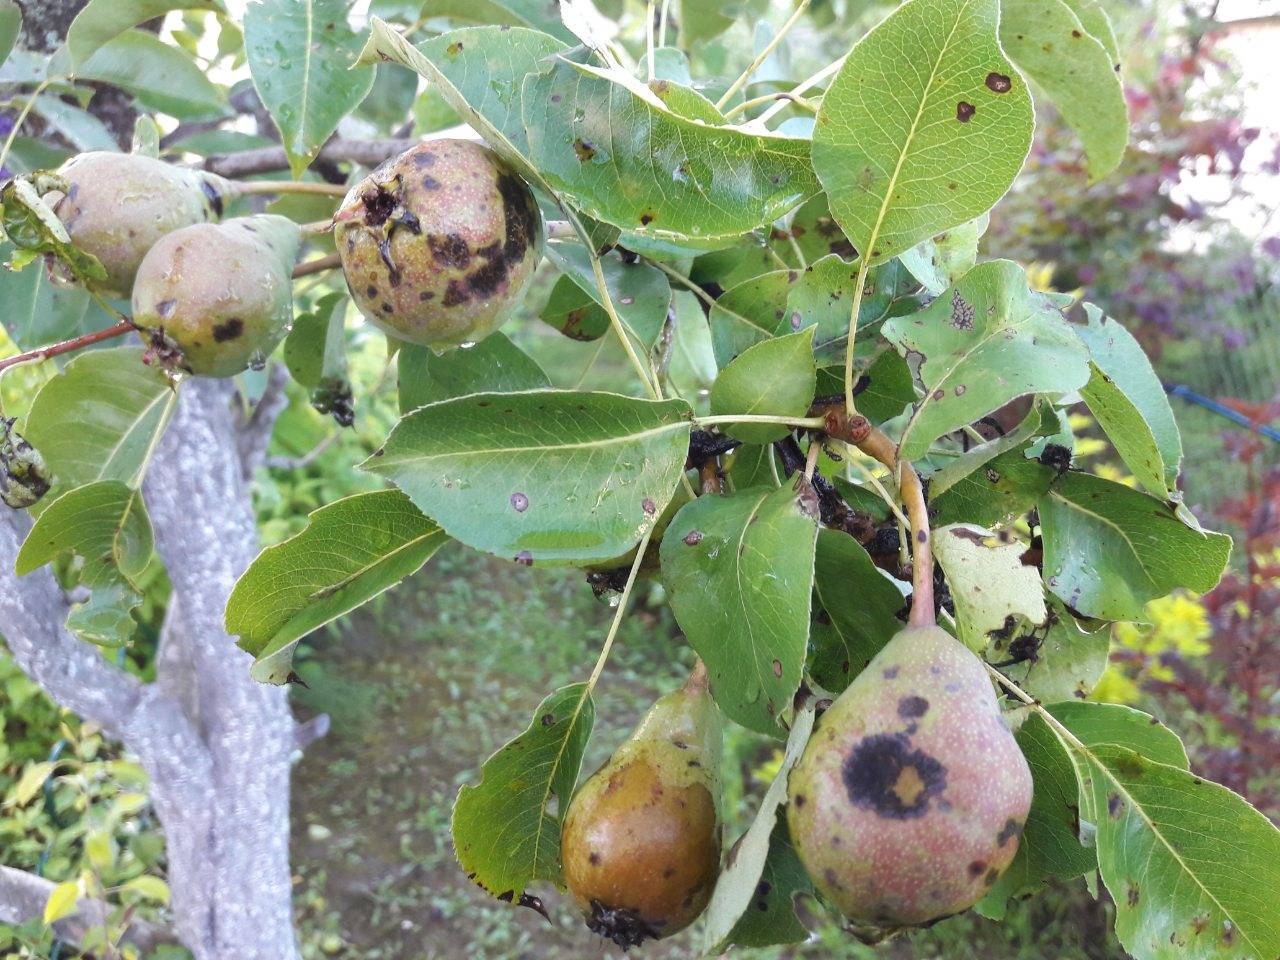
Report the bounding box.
[0,511,143,738]
[200,127,474,178]
[1200,14,1280,35]
[0,321,135,373]
[236,363,291,482]
[0,865,179,954]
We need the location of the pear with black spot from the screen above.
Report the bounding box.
[132,215,301,377]
[561,668,722,948]
[787,624,1032,929]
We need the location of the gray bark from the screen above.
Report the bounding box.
[0,379,301,960]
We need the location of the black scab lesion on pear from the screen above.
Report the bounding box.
[842,733,946,819]
[586,900,661,949]
[212,318,244,342]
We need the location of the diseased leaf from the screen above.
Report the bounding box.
[23,347,177,500]
[810,528,905,692]
[992,598,1109,704]
[933,524,1046,652]
[542,243,671,348]
[398,333,549,412]
[521,57,820,243]
[1039,472,1231,621]
[452,684,594,899]
[660,482,818,735]
[884,260,1090,461]
[226,490,449,684]
[1000,0,1128,180]
[710,328,816,444]
[812,0,1033,264]
[245,0,375,176]
[702,702,816,951]
[420,0,575,41]
[364,391,692,565]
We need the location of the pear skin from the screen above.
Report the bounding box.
[561,673,722,947]
[787,625,1032,928]
[132,215,301,377]
[53,152,228,297]
[334,140,543,351]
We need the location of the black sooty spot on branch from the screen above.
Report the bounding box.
[843,732,946,819]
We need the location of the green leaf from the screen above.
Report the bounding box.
[1061,0,1120,67]
[418,0,574,42]
[43,880,80,925]
[710,257,916,367]
[23,347,176,499]
[541,243,672,347]
[1079,746,1280,959]
[810,528,905,692]
[898,214,988,296]
[365,391,692,565]
[710,328,815,443]
[992,598,1109,704]
[728,443,779,491]
[120,875,170,905]
[65,0,224,68]
[981,701,1188,917]
[16,481,153,647]
[13,761,56,806]
[398,333,549,412]
[702,701,816,951]
[284,292,347,388]
[884,260,1090,461]
[1075,303,1181,492]
[926,403,1048,524]
[226,490,448,684]
[815,349,919,426]
[1000,0,1127,181]
[245,0,375,176]
[521,57,819,244]
[1039,472,1231,621]
[812,0,1033,264]
[32,95,117,151]
[665,290,718,405]
[78,30,225,119]
[0,241,93,350]
[660,483,818,734]
[1080,364,1168,498]
[0,0,19,69]
[934,524,1046,652]
[452,684,595,898]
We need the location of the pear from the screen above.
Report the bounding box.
[561,669,722,947]
[334,139,544,351]
[132,215,301,377]
[52,152,229,297]
[787,624,1032,929]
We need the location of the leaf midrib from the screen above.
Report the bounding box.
[375,419,689,467]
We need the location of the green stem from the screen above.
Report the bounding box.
[586,524,656,691]
[751,54,845,127]
[695,414,827,429]
[658,0,673,46]
[646,0,657,80]
[230,180,349,198]
[715,0,811,110]
[842,258,871,416]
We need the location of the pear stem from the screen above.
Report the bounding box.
[687,659,710,692]
[291,253,342,279]
[0,320,136,374]
[811,402,935,628]
[229,180,349,198]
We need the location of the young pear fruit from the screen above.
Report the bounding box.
[132,215,301,377]
[561,670,723,947]
[787,624,1032,929]
[334,139,544,350]
[52,152,229,297]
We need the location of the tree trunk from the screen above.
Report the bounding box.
[0,380,302,959]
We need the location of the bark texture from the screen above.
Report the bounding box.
[0,380,301,959]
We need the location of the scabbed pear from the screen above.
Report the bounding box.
[52,152,229,297]
[334,139,544,350]
[561,671,722,947]
[132,215,301,377]
[787,625,1032,929]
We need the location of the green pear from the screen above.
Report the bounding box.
[787,624,1032,929]
[132,215,301,377]
[561,670,723,947]
[52,151,230,297]
[334,139,544,351]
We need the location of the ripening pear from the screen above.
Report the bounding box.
[334,139,544,350]
[52,152,230,297]
[132,215,301,377]
[787,625,1032,929]
[561,669,722,947]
